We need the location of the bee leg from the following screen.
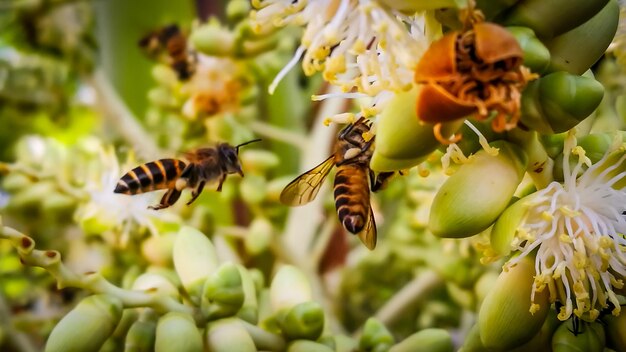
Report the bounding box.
[186,181,206,205]
[149,188,182,210]
[216,174,227,192]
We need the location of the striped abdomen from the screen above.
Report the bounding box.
[333,165,370,234]
[114,159,186,195]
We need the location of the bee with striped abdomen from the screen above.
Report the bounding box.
[138,24,196,80]
[115,139,261,210]
[280,118,394,250]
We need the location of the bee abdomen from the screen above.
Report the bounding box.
[114,159,186,195]
[334,167,369,234]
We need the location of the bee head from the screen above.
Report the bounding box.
[218,139,262,177]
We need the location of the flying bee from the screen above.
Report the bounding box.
[280,118,395,250]
[138,24,196,80]
[114,139,262,210]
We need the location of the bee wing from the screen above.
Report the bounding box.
[356,206,377,250]
[280,156,335,206]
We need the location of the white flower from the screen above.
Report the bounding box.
[505,134,626,321]
[75,142,179,243]
[251,0,428,98]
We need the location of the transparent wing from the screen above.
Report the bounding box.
[356,206,377,250]
[280,156,335,206]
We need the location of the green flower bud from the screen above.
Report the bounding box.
[334,334,359,352]
[490,197,530,256]
[360,318,395,352]
[240,150,280,174]
[141,232,176,267]
[478,255,550,350]
[389,328,453,352]
[520,71,604,134]
[191,23,235,57]
[245,217,273,255]
[552,320,605,352]
[148,87,179,109]
[475,0,519,19]
[604,311,626,351]
[131,273,179,298]
[173,226,219,302]
[459,324,486,352]
[201,263,245,320]
[237,265,259,324]
[41,193,76,216]
[277,302,324,340]
[155,312,202,352]
[10,182,56,209]
[429,141,527,238]
[510,309,560,352]
[125,319,157,352]
[543,0,619,75]
[270,265,312,312]
[226,0,251,22]
[151,64,178,88]
[1,173,33,192]
[239,174,267,205]
[502,0,610,39]
[446,282,476,310]
[205,318,256,352]
[370,87,464,172]
[45,294,123,352]
[112,309,138,340]
[287,340,335,352]
[576,133,613,163]
[506,26,551,73]
[474,271,499,310]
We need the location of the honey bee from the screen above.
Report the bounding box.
[280,118,394,250]
[138,24,196,80]
[114,139,261,210]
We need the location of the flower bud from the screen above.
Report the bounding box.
[131,272,179,298]
[240,150,280,174]
[478,255,549,350]
[502,0,609,39]
[429,141,527,238]
[490,196,530,256]
[510,309,560,352]
[155,312,203,352]
[201,262,245,320]
[287,340,335,352]
[506,26,551,73]
[141,232,176,267]
[389,328,453,352]
[270,265,312,312]
[520,71,604,134]
[244,217,273,255]
[125,319,156,352]
[151,64,179,88]
[552,320,605,352]
[226,0,251,22]
[173,226,219,302]
[205,318,256,352]
[576,133,613,164]
[277,302,324,340]
[237,265,259,324]
[543,0,619,75]
[359,318,395,352]
[191,23,235,57]
[459,324,485,352]
[604,311,626,351]
[45,294,123,352]
[370,87,464,172]
[112,309,138,340]
[474,271,499,309]
[1,173,33,192]
[239,174,267,205]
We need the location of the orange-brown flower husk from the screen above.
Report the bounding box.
[415,22,535,139]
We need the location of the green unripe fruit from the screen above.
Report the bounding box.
[155,312,202,352]
[125,319,157,352]
[429,141,527,238]
[360,318,394,352]
[287,340,335,352]
[389,328,454,352]
[478,256,550,350]
[45,294,123,352]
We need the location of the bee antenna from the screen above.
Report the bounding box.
[235,138,262,153]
